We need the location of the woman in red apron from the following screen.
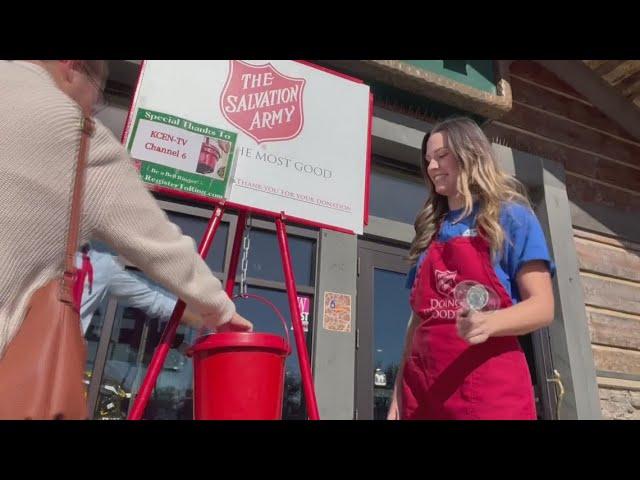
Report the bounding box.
[388,117,555,420]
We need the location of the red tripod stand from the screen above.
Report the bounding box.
[127,201,320,420]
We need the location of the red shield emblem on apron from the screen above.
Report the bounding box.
[220,60,306,144]
[435,269,457,297]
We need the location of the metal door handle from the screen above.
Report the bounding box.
[546,368,565,419]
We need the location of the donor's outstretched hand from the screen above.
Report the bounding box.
[217,312,254,333]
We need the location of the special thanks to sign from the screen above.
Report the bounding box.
[123,60,372,234]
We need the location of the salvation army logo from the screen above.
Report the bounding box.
[220,60,306,144]
[435,269,457,297]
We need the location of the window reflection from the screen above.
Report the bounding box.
[91,303,199,420]
[167,211,228,273]
[369,163,427,225]
[373,268,411,420]
[246,228,316,287]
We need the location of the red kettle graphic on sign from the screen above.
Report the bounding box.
[220,60,306,144]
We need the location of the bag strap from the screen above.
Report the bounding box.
[59,116,95,307]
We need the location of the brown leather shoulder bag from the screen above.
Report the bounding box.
[0,116,95,420]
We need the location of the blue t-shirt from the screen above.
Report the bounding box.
[406,202,555,303]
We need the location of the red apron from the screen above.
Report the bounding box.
[401,233,537,420]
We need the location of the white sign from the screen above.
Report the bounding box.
[122,60,372,234]
[374,369,387,387]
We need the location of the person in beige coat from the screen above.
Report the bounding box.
[0,60,252,360]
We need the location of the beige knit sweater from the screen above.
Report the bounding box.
[0,61,235,358]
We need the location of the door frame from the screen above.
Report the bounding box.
[355,240,410,420]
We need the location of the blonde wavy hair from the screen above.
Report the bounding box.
[408,117,531,264]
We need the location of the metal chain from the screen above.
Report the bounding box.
[239,215,252,298]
